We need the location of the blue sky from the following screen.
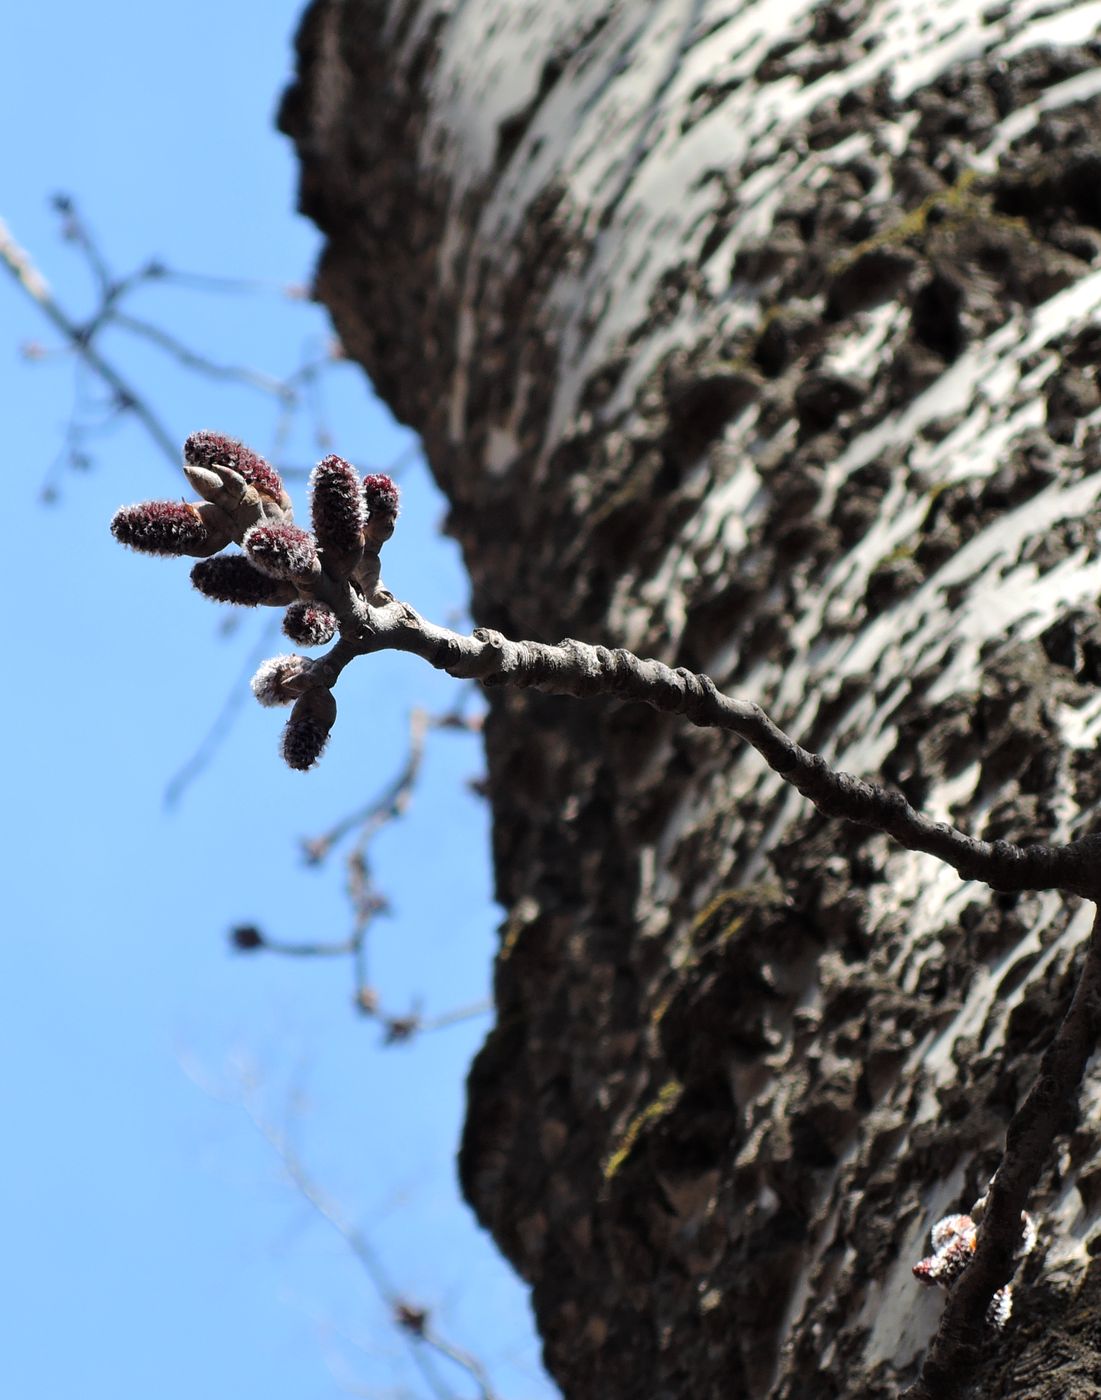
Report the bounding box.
[3,5,553,1397]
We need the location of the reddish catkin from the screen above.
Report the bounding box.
[111,500,217,557]
[244,522,320,581]
[362,472,400,520]
[310,455,365,556]
[184,430,287,504]
[110,433,407,772]
[912,1211,1037,1330]
[283,600,338,646]
[281,689,337,771]
[363,473,400,549]
[191,554,297,607]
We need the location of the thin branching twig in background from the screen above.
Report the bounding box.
[236,1075,502,1400]
[301,706,456,865]
[163,616,284,808]
[2,211,180,479]
[231,701,489,1041]
[176,1054,504,1400]
[1,196,341,497]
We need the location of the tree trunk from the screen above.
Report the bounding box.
[279,3,1101,1395]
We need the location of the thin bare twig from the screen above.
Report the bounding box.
[302,702,481,866]
[1,215,180,473]
[3,199,344,495]
[111,312,296,399]
[238,1082,502,1400]
[231,927,360,957]
[163,617,283,808]
[149,267,309,297]
[229,700,483,1032]
[52,192,113,298]
[383,1001,494,1044]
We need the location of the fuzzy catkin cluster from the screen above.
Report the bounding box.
[911,1210,1037,1330]
[111,431,399,770]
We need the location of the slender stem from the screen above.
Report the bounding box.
[241,1090,501,1400]
[112,312,296,398]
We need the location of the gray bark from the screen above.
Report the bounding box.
[279,2,1101,1395]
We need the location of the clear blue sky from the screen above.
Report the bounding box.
[3,5,553,1397]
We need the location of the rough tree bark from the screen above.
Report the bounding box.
[279,2,1101,1395]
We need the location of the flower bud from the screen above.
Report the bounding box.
[184,430,289,507]
[250,653,312,707]
[363,473,400,517]
[363,473,400,547]
[191,554,298,607]
[244,523,320,581]
[183,461,246,509]
[281,688,337,771]
[110,499,226,557]
[230,924,265,952]
[311,455,365,558]
[283,600,338,646]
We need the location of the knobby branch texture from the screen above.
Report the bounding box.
[113,433,1101,1397]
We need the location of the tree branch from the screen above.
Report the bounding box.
[3,203,346,493]
[304,597,1101,904]
[230,701,483,1037]
[1,215,180,473]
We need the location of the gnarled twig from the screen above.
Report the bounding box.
[299,597,1101,905]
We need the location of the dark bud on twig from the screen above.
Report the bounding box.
[281,687,337,771]
[244,522,320,582]
[250,653,313,708]
[394,1302,429,1335]
[110,500,230,557]
[384,1014,421,1044]
[184,430,289,509]
[230,924,266,952]
[282,600,338,646]
[310,455,365,562]
[191,554,298,607]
